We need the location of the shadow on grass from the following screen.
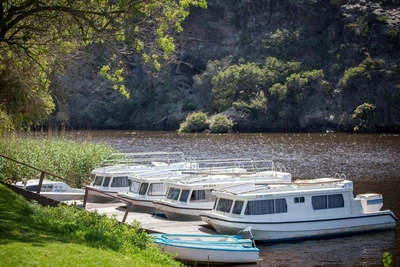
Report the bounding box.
[0,184,71,246]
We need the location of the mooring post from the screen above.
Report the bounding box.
[122,202,132,223]
[37,171,45,194]
[83,187,89,209]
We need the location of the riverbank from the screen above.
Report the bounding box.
[0,184,184,267]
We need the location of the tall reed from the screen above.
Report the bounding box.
[0,131,117,186]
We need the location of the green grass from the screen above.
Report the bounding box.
[0,184,184,267]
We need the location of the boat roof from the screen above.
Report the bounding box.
[163,172,293,189]
[212,178,354,197]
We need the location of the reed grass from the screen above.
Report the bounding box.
[0,184,183,266]
[0,131,116,186]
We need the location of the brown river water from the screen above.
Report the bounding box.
[85,130,399,267]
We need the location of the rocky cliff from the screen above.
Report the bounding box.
[49,0,400,132]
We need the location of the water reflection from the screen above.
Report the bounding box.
[257,231,396,267]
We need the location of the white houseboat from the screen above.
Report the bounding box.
[16,179,85,201]
[86,152,193,202]
[153,162,292,221]
[117,170,196,213]
[199,177,397,242]
[116,158,263,213]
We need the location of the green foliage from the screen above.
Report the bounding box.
[352,103,377,132]
[0,0,207,133]
[211,62,264,112]
[342,65,366,89]
[0,184,182,266]
[0,133,116,185]
[209,114,233,133]
[178,111,209,133]
[382,252,393,267]
[341,56,384,89]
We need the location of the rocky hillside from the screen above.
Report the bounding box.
[49,0,400,132]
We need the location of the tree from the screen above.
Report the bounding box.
[352,103,377,132]
[0,0,207,133]
[211,62,264,112]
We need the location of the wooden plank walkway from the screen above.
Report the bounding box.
[82,201,218,235]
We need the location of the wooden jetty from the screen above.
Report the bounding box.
[83,201,217,235]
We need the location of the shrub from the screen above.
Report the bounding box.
[209,114,233,133]
[352,103,377,132]
[178,111,209,133]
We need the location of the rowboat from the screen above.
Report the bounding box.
[200,175,397,242]
[150,232,260,264]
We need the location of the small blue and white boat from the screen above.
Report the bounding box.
[150,232,260,264]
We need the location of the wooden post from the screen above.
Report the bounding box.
[122,202,132,223]
[37,171,45,194]
[83,187,89,209]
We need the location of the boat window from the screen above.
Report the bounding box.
[42,185,53,192]
[232,201,244,214]
[93,176,104,186]
[189,189,215,203]
[179,190,190,202]
[103,177,111,187]
[216,198,233,212]
[166,187,180,200]
[294,197,305,203]
[245,198,287,215]
[148,183,167,196]
[111,176,130,187]
[328,194,344,208]
[26,185,38,191]
[139,183,149,195]
[275,199,287,213]
[129,181,141,193]
[312,194,344,210]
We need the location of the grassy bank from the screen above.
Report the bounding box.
[0,184,183,266]
[0,133,116,185]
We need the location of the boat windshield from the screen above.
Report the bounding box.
[216,198,233,212]
[166,187,180,200]
[93,176,104,186]
[139,183,148,195]
[129,181,141,193]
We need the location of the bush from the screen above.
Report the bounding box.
[352,103,377,132]
[209,114,233,133]
[178,111,209,133]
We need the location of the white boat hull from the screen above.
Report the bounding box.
[153,201,211,221]
[41,192,84,202]
[156,243,259,263]
[118,193,161,214]
[201,211,397,242]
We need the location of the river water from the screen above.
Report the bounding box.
[86,130,399,266]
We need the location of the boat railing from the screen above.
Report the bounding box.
[217,176,349,195]
[184,158,279,174]
[94,151,186,168]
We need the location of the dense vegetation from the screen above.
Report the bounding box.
[0,184,183,266]
[0,133,116,185]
